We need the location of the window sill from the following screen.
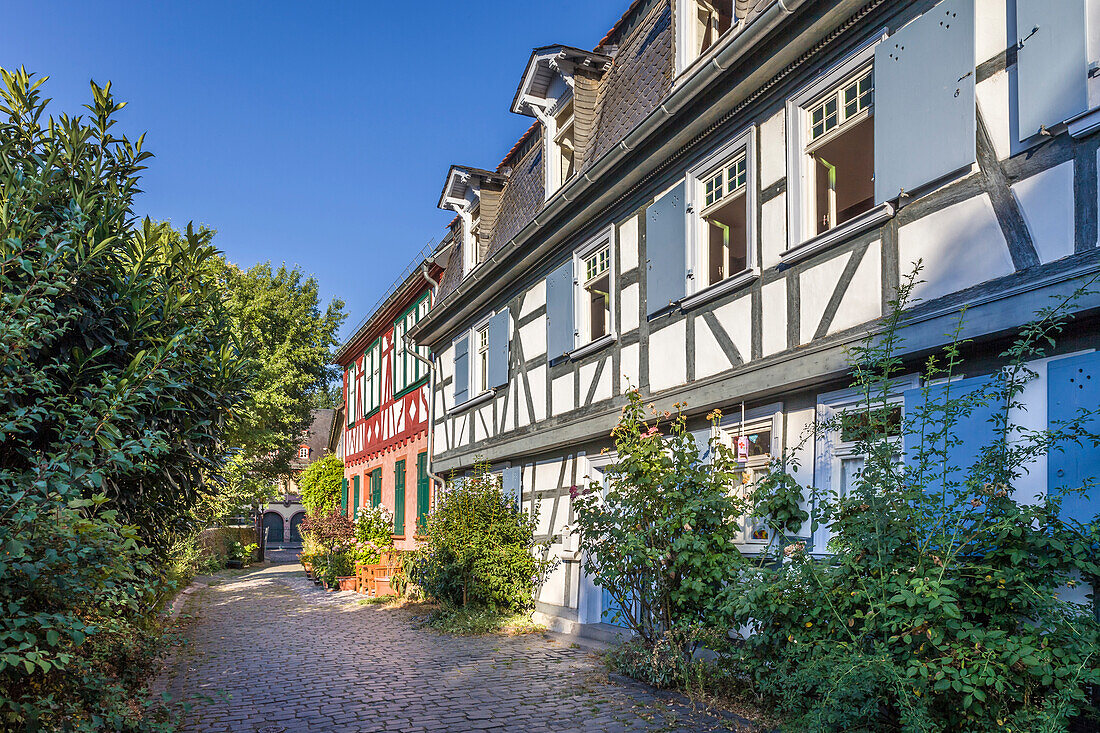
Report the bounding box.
[449,389,495,416]
[567,333,616,361]
[680,268,758,311]
[1066,107,1100,139]
[780,202,895,266]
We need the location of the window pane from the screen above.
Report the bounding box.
[726,155,746,193]
[586,273,610,341]
[705,171,724,207]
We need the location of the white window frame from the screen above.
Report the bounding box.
[542,91,575,199]
[346,365,357,426]
[571,226,616,352]
[784,32,891,261]
[713,405,784,548]
[812,377,916,552]
[466,312,495,400]
[363,338,382,415]
[683,126,757,309]
[674,0,738,77]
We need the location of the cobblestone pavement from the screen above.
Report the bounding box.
[158,563,753,733]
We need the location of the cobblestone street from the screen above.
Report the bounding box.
[159,560,750,733]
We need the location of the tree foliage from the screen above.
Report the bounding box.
[298,453,344,516]
[0,68,251,729]
[214,260,345,492]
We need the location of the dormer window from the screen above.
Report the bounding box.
[437,165,507,278]
[553,100,576,189]
[677,1,736,74]
[298,446,310,459]
[510,45,611,200]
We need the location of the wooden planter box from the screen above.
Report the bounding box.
[337,576,358,592]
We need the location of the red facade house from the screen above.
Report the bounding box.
[335,250,447,550]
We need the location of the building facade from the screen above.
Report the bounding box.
[262,408,341,548]
[408,0,1100,632]
[336,254,447,550]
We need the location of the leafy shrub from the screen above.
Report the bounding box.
[0,69,251,730]
[573,391,750,661]
[417,463,553,612]
[317,551,355,587]
[722,271,1100,731]
[298,454,345,515]
[226,542,257,564]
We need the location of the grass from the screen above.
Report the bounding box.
[357,594,399,606]
[423,605,547,636]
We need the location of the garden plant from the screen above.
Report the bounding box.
[577,268,1100,731]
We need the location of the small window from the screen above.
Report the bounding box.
[678,0,735,73]
[363,339,382,413]
[716,422,773,544]
[476,325,490,394]
[700,152,748,286]
[553,100,576,190]
[805,68,875,235]
[470,217,482,267]
[298,446,310,459]
[694,0,734,57]
[583,246,611,342]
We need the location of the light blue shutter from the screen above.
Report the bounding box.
[874,0,976,203]
[487,307,510,389]
[646,181,687,317]
[546,260,575,360]
[502,466,522,509]
[453,334,470,405]
[903,375,998,500]
[1048,352,1100,523]
[1017,0,1088,140]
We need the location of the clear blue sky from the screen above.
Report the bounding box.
[3,1,623,341]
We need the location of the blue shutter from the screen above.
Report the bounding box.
[453,334,469,405]
[645,181,687,317]
[1017,0,1088,141]
[874,0,976,203]
[487,307,510,389]
[502,466,522,509]
[546,260,575,360]
[903,375,999,500]
[1048,352,1100,523]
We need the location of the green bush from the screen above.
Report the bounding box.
[298,454,344,515]
[723,271,1100,731]
[0,69,252,730]
[573,390,750,662]
[416,463,553,612]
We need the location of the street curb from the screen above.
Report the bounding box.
[168,581,208,620]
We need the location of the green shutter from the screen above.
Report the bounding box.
[394,459,406,536]
[352,475,360,519]
[341,477,348,513]
[416,452,430,532]
[371,468,382,507]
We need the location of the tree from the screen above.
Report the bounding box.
[0,68,251,728]
[298,453,344,515]
[211,260,345,515]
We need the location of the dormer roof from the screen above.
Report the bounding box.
[437,165,509,211]
[510,45,612,117]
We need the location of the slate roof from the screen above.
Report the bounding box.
[435,0,675,302]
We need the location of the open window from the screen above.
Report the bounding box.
[582,245,611,342]
[677,1,735,73]
[681,128,756,308]
[569,227,616,353]
[701,152,748,286]
[805,67,874,236]
[553,100,576,190]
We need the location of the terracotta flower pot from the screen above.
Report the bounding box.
[337,576,358,592]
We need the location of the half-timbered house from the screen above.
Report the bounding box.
[408,0,1100,633]
[336,247,448,550]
